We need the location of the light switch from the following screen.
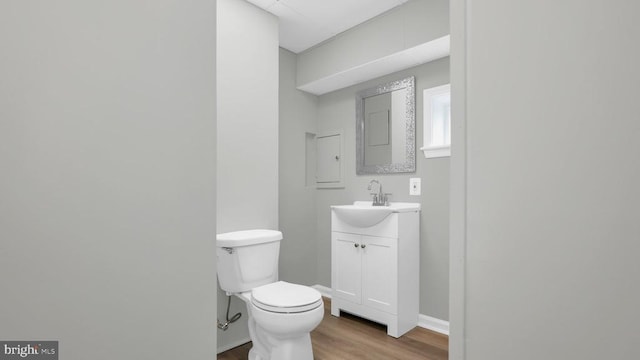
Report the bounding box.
[409,178,421,196]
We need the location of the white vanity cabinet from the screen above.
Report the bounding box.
[330,204,420,338]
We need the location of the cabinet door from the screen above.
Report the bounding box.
[332,232,361,304]
[361,235,398,314]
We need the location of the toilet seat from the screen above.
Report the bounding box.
[251,281,323,314]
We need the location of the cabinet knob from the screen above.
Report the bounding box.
[354,243,359,248]
[361,244,366,249]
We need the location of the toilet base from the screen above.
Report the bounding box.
[235,292,322,360]
[248,331,314,360]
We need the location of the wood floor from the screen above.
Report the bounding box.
[217,297,448,360]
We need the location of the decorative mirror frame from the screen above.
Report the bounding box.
[356,76,416,175]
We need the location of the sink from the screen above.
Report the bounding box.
[332,206,393,228]
[331,201,420,228]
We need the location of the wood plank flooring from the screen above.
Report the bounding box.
[217,297,448,360]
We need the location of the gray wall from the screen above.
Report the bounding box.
[217,0,279,232]
[451,0,640,359]
[278,48,319,286]
[0,1,217,359]
[297,0,449,89]
[216,0,279,352]
[315,58,450,320]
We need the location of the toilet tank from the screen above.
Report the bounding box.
[216,229,281,294]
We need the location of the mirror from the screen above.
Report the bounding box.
[356,76,416,174]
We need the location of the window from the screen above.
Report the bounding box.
[421,84,451,158]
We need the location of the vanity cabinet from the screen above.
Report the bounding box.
[331,207,419,338]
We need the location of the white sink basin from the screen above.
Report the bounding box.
[331,201,420,228]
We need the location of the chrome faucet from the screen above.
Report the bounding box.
[367,179,390,206]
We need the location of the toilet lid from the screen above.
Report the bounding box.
[251,281,323,314]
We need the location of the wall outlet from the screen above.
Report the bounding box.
[409,178,421,196]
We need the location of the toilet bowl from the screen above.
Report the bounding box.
[216,230,324,360]
[237,281,323,360]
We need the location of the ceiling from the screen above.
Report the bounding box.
[246,0,410,53]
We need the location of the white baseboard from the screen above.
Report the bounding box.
[312,284,449,336]
[216,336,251,354]
[418,314,450,336]
[312,284,332,298]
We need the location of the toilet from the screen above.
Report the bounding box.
[216,229,324,360]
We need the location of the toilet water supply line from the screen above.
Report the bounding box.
[217,295,242,331]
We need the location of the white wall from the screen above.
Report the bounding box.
[216,0,279,352]
[451,0,640,359]
[296,0,448,89]
[279,48,319,286]
[217,0,279,233]
[0,1,217,359]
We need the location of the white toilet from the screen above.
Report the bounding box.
[216,229,324,360]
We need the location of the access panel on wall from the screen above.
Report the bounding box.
[316,131,344,188]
